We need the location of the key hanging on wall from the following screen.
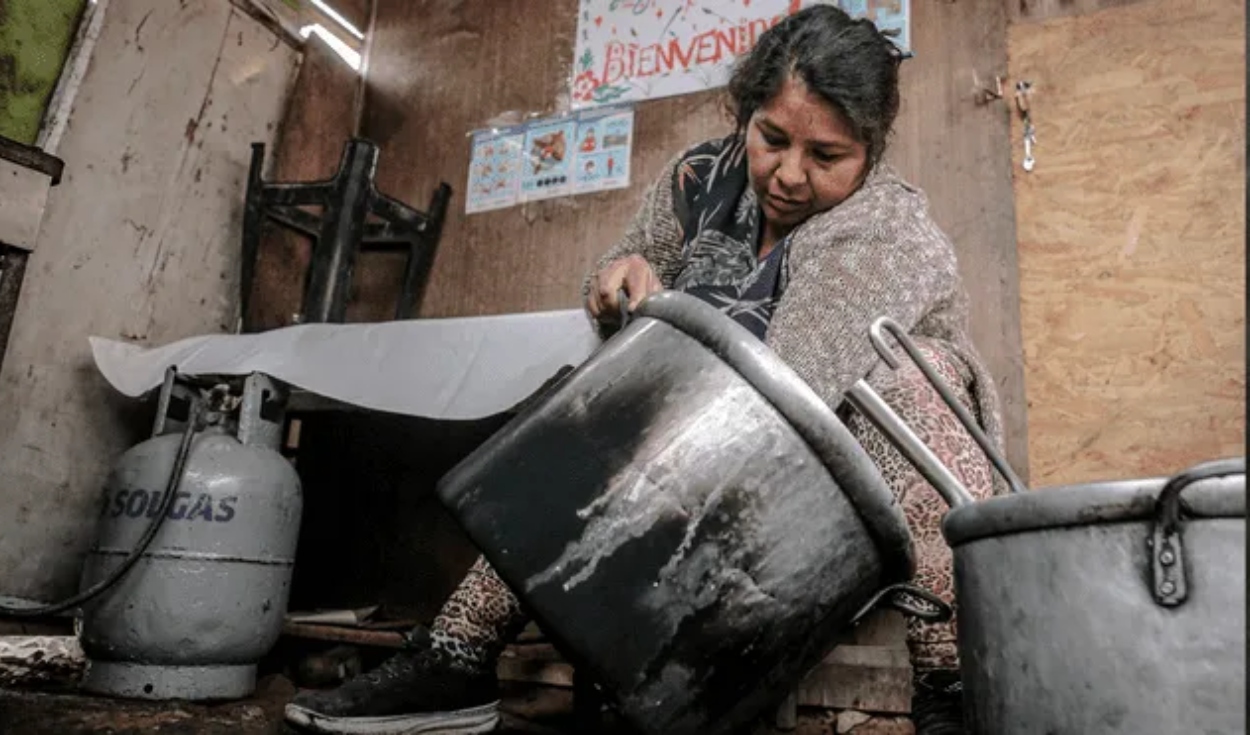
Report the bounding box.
[1015,81,1037,172]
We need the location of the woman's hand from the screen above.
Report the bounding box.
[586,254,663,324]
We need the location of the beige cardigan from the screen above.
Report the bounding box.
[584,146,1005,472]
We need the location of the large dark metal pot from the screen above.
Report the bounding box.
[436,291,917,735]
[846,318,1247,735]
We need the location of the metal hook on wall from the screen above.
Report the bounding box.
[973,72,1005,106]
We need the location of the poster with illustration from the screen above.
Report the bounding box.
[466,128,525,214]
[572,106,634,194]
[465,107,637,215]
[570,0,910,109]
[520,118,579,202]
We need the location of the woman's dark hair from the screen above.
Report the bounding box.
[727,5,903,167]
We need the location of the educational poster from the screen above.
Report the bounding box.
[465,128,525,214]
[521,118,579,201]
[465,106,636,214]
[572,107,634,194]
[571,0,910,110]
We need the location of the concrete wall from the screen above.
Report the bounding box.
[0,0,298,602]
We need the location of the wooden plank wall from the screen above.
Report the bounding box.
[359,0,1029,474]
[0,0,298,601]
[1008,0,1245,486]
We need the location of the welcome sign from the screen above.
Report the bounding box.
[570,0,910,109]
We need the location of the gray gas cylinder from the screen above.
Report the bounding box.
[78,371,302,701]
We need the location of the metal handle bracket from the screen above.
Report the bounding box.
[1149,457,1245,607]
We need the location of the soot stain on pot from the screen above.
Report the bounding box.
[520,378,760,596]
[444,371,666,578]
[526,512,693,694]
[519,377,786,718]
[439,379,691,695]
[516,383,682,587]
[525,463,685,593]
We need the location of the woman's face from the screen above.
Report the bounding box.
[745,75,870,230]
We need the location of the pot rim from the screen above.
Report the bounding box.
[942,471,1245,546]
[636,291,914,583]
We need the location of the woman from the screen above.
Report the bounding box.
[286,6,1000,735]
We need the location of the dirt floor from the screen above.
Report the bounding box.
[0,678,914,734]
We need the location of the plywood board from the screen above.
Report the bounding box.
[359,0,1028,474]
[1009,0,1245,485]
[0,0,297,601]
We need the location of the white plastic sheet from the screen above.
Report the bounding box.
[89,309,602,420]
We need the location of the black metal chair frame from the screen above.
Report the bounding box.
[240,138,450,330]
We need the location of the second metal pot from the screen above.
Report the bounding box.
[847,318,1246,735]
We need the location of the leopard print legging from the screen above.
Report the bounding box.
[431,344,995,675]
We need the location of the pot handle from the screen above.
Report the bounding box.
[617,288,632,330]
[852,583,954,624]
[867,318,1028,496]
[595,288,634,341]
[1150,457,1246,607]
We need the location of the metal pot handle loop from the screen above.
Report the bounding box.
[868,318,1027,495]
[1150,457,1246,607]
[853,583,954,624]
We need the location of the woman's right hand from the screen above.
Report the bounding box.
[586,254,663,325]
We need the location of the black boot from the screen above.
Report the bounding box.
[284,629,500,735]
[911,670,967,735]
